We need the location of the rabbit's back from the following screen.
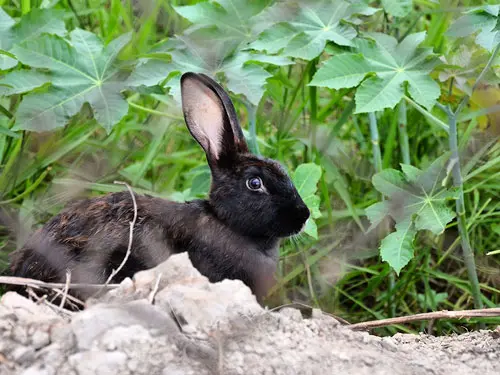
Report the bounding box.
[9,191,281,301]
[9,191,176,297]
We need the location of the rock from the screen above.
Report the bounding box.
[71,300,178,350]
[1,253,499,375]
[155,277,262,332]
[68,351,128,375]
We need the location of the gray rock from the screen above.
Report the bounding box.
[68,351,128,375]
[0,253,499,375]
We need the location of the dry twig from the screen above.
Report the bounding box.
[103,181,138,287]
[348,308,500,331]
[27,288,74,317]
[0,275,120,290]
[148,273,162,304]
[59,269,71,309]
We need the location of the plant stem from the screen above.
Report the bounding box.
[445,108,483,310]
[403,95,449,132]
[21,0,30,14]
[127,101,183,120]
[308,58,319,162]
[398,100,410,165]
[244,101,260,155]
[369,111,396,317]
[435,44,500,310]
[368,112,382,173]
[0,103,13,119]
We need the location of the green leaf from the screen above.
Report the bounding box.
[0,8,67,70]
[380,218,416,275]
[10,30,132,132]
[174,0,273,44]
[371,155,458,236]
[248,23,296,54]
[310,32,441,113]
[355,75,405,113]
[381,0,412,18]
[292,163,323,239]
[447,6,500,51]
[128,33,290,105]
[365,201,390,229]
[308,53,371,89]
[400,163,422,182]
[0,70,51,95]
[304,218,318,240]
[0,8,16,70]
[251,0,379,61]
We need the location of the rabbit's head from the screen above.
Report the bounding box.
[181,72,310,238]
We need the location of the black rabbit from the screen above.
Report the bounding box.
[8,72,310,303]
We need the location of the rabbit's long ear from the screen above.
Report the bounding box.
[180,72,249,168]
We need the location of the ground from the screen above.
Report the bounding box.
[1,253,499,375]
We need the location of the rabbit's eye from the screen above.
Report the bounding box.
[246,177,263,191]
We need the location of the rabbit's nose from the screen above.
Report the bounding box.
[297,203,310,222]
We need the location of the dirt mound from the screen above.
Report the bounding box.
[1,253,499,375]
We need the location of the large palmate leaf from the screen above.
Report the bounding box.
[310,31,441,113]
[128,33,292,106]
[3,29,131,132]
[0,8,66,70]
[174,0,274,42]
[447,5,500,52]
[292,163,322,239]
[250,0,379,60]
[365,155,459,273]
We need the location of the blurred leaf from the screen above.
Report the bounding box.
[310,32,441,113]
[129,33,291,105]
[0,8,67,70]
[292,163,322,239]
[447,6,500,51]
[174,0,273,41]
[366,155,458,274]
[381,0,412,18]
[9,30,132,132]
[417,289,448,310]
[380,218,416,275]
[250,0,379,60]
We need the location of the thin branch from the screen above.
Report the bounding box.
[0,276,120,290]
[102,181,138,287]
[27,288,74,317]
[59,270,71,310]
[148,273,162,304]
[50,287,85,309]
[348,308,500,331]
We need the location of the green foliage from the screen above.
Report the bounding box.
[0,8,67,70]
[447,5,500,51]
[251,0,379,60]
[4,30,132,131]
[292,163,322,239]
[129,33,292,105]
[310,32,441,113]
[366,155,459,274]
[381,0,412,18]
[174,0,273,42]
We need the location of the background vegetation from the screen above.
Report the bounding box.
[0,0,499,336]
